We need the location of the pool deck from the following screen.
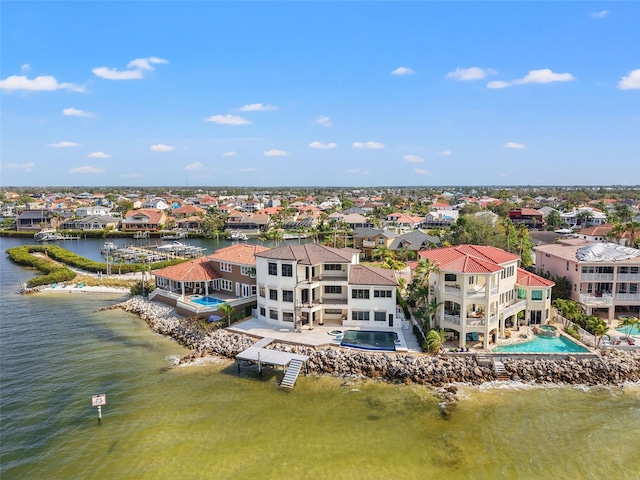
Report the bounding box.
[228,317,423,353]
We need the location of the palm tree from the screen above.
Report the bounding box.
[218,303,235,328]
[424,329,446,354]
[618,316,638,339]
[591,321,609,349]
[501,217,513,252]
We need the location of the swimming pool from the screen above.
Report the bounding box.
[190,295,226,307]
[492,334,589,353]
[340,330,400,351]
[616,326,640,336]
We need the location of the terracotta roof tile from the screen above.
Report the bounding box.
[516,268,555,287]
[153,257,221,281]
[208,243,271,265]
[418,245,518,273]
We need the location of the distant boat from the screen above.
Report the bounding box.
[161,231,188,240]
[230,231,241,240]
[239,233,249,241]
[34,230,64,242]
[101,242,119,254]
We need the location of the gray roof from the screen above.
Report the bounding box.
[388,230,441,250]
[576,243,640,262]
[353,227,398,239]
[348,265,398,286]
[256,244,354,265]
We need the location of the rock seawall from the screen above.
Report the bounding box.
[111,297,640,387]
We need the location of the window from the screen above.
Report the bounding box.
[220,262,232,273]
[531,290,543,301]
[259,286,265,297]
[241,284,251,297]
[352,289,370,299]
[374,290,392,298]
[517,288,527,300]
[374,312,385,322]
[241,266,251,276]
[444,274,457,282]
[324,264,342,271]
[251,285,257,296]
[324,285,342,294]
[283,312,294,322]
[282,290,294,302]
[468,276,476,285]
[546,289,550,299]
[268,262,277,275]
[269,289,278,301]
[269,309,278,320]
[221,279,232,291]
[377,237,385,245]
[281,264,293,277]
[351,311,370,321]
[259,307,265,317]
[324,309,342,315]
[566,261,569,271]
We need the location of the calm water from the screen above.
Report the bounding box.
[2,237,640,479]
[493,334,590,353]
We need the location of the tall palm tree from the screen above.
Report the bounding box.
[218,303,235,328]
[501,217,513,252]
[424,329,446,354]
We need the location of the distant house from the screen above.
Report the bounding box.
[75,205,111,218]
[172,205,207,218]
[577,224,615,243]
[388,230,441,252]
[352,227,399,258]
[424,209,459,227]
[60,215,120,231]
[508,208,544,229]
[141,198,171,210]
[226,212,271,231]
[384,212,423,230]
[16,209,64,231]
[121,209,167,231]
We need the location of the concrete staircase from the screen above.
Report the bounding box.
[492,359,510,381]
[280,359,304,390]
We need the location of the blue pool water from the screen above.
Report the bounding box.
[493,334,589,353]
[340,330,399,351]
[616,326,640,336]
[190,296,225,307]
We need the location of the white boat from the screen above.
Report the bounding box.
[101,242,119,253]
[239,233,249,241]
[230,230,241,240]
[34,230,64,242]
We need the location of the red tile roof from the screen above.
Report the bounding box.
[516,268,555,287]
[208,244,271,265]
[418,245,519,273]
[153,257,221,281]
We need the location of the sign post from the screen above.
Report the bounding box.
[91,394,106,425]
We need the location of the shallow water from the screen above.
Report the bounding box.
[2,237,640,479]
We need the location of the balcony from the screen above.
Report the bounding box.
[321,272,348,282]
[579,293,613,306]
[502,299,527,318]
[322,296,349,306]
[616,293,640,302]
[581,273,614,281]
[442,313,461,325]
[444,285,461,295]
[617,274,640,281]
[362,240,376,248]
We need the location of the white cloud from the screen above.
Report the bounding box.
[222,151,237,157]
[438,150,452,156]
[352,141,384,149]
[205,114,252,125]
[391,67,415,76]
[403,154,424,163]
[70,165,106,174]
[185,162,204,171]
[120,172,143,179]
[414,168,432,175]
[618,69,640,90]
[93,56,168,80]
[150,144,175,152]
[63,107,94,117]
[263,149,289,157]
[316,116,333,127]
[488,69,575,88]
[0,75,84,92]
[237,103,278,111]
[498,173,507,177]
[504,142,526,149]
[3,162,35,172]
[127,56,169,70]
[309,141,337,149]
[347,168,369,175]
[21,64,30,72]
[590,10,608,18]
[88,151,111,159]
[446,67,497,81]
[239,167,258,172]
[49,141,80,147]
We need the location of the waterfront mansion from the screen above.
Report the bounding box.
[255,244,399,329]
[417,245,555,349]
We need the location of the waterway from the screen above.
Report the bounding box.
[1,237,640,479]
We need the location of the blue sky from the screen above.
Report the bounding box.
[1,1,639,187]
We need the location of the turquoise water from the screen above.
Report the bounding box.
[2,237,640,479]
[341,330,398,351]
[617,326,640,336]
[191,295,225,306]
[493,334,590,353]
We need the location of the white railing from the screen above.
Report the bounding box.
[362,240,376,248]
[616,293,640,302]
[443,314,461,325]
[579,293,613,306]
[444,285,461,295]
[617,273,640,281]
[466,317,485,327]
[581,273,614,281]
[490,286,499,296]
[502,300,527,318]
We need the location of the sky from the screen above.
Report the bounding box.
[1,1,639,188]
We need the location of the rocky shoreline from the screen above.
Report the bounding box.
[109,297,640,390]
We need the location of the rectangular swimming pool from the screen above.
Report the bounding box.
[340,330,399,351]
[492,334,589,353]
[190,295,226,307]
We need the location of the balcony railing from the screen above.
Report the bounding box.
[616,293,640,302]
[579,293,613,306]
[581,273,614,281]
[502,299,527,318]
[444,285,461,295]
[362,240,376,248]
[320,272,348,281]
[321,297,349,305]
[617,274,640,281]
[443,313,461,325]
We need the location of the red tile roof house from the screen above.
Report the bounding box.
[122,209,167,231]
[152,243,270,316]
[415,245,554,349]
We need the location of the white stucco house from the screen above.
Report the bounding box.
[255,244,399,329]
